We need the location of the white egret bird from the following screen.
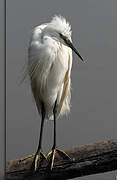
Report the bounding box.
[24,15,84,171]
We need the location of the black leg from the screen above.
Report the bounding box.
[52,99,57,150]
[36,102,45,153]
[47,100,57,170]
[19,102,46,165]
[47,99,72,170]
[31,102,47,171]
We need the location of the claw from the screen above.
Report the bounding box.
[34,154,40,171]
[51,149,56,170]
[47,150,52,159]
[56,149,71,161]
[47,148,71,170]
[33,151,47,171]
[47,149,56,170]
[40,151,47,160]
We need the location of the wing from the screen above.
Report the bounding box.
[20,24,48,83]
[28,24,48,80]
[57,51,72,118]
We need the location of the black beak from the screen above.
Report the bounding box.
[59,33,84,62]
[65,39,84,62]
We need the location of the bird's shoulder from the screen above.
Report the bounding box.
[28,23,48,60]
[30,23,47,43]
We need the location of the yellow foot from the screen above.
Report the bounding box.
[47,148,71,170]
[19,153,35,162]
[31,150,47,171]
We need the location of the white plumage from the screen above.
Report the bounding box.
[28,16,72,120]
[20,15,84,171]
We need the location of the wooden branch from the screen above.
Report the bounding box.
[6,139,117,180]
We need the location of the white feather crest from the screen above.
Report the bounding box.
[48,15,72,36]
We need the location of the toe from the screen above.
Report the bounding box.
[34,154,40,171]
[40,151,47,160]
[31,151,47,172]
[56,149,71,161]
[51,149,56,170]
[47,149,56,170]
[19,153,35,162]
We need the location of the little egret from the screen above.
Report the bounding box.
[21,15,84,171]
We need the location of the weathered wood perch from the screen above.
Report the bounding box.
[6,139,117,180]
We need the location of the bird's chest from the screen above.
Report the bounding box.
[46,53,68,90]
[34,45,69,96]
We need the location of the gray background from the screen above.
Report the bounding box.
[6,0,117,179]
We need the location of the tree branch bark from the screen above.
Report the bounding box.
[6,139,117,180]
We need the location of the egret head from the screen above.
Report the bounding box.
[48,15,71,39]
[45,15,84,62]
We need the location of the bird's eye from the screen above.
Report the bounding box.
[59,33,67,41]
[59,33,63,37]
